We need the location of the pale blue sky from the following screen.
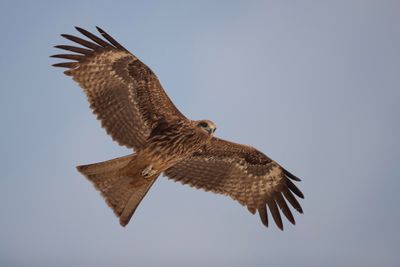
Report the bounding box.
[1,1,399,266]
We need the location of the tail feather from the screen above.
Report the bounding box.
[77,154,158,227]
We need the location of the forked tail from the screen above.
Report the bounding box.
[77,154,159,226]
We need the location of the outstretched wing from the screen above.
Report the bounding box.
[164,137,304,230]
[52,27,186,150]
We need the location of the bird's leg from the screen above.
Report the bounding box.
[141,165,158,178]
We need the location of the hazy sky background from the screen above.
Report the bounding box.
[1,1,399,266]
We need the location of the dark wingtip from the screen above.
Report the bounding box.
[267,201,284,231]
[284,168,301,181]
[94,26,129,52]
[96,26,105,34]
[282,188,304,214]
[275,193,296,225]
[74,26,90,35]
[277,222,284,231]
[286,179,305,199]
[52,62,78,68]
[119,220,128,227]
[76,165,85,173]
[258,207,269,227]
[50,54,83,60]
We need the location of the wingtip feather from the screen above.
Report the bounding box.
[283,168,302,181]
[286,179,304,199]
[95,26,128,52]
[282,188,303,214]
[119,219,128,227]
[275,193,296,225]
[96,26,105,33]
[52,62,78,68]
[258,207,269,227]
[267,200,284,230]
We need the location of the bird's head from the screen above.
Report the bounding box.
[194,120,217,136]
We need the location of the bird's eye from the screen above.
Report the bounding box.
[198,122,208,128]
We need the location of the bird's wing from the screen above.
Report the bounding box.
[164,137,304,230]
[52,27,186,150]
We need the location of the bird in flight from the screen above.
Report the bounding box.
[52,27,304,230]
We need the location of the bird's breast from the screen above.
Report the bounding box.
[142,127,207,171]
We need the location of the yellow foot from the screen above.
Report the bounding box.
[141,165,157,178]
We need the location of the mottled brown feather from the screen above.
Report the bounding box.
[165,137,304,229]
[52,27,186,150]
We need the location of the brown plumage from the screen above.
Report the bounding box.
[52,26,304,230]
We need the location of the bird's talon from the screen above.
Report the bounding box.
[142,165,157,178]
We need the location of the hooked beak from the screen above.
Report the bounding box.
[206,127,216,135]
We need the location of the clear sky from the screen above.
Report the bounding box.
[1,1,399,266]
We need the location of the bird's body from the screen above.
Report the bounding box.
[52,27,304,230]
[122,118,214,179]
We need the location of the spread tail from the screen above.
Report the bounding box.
[77,154,159,227]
